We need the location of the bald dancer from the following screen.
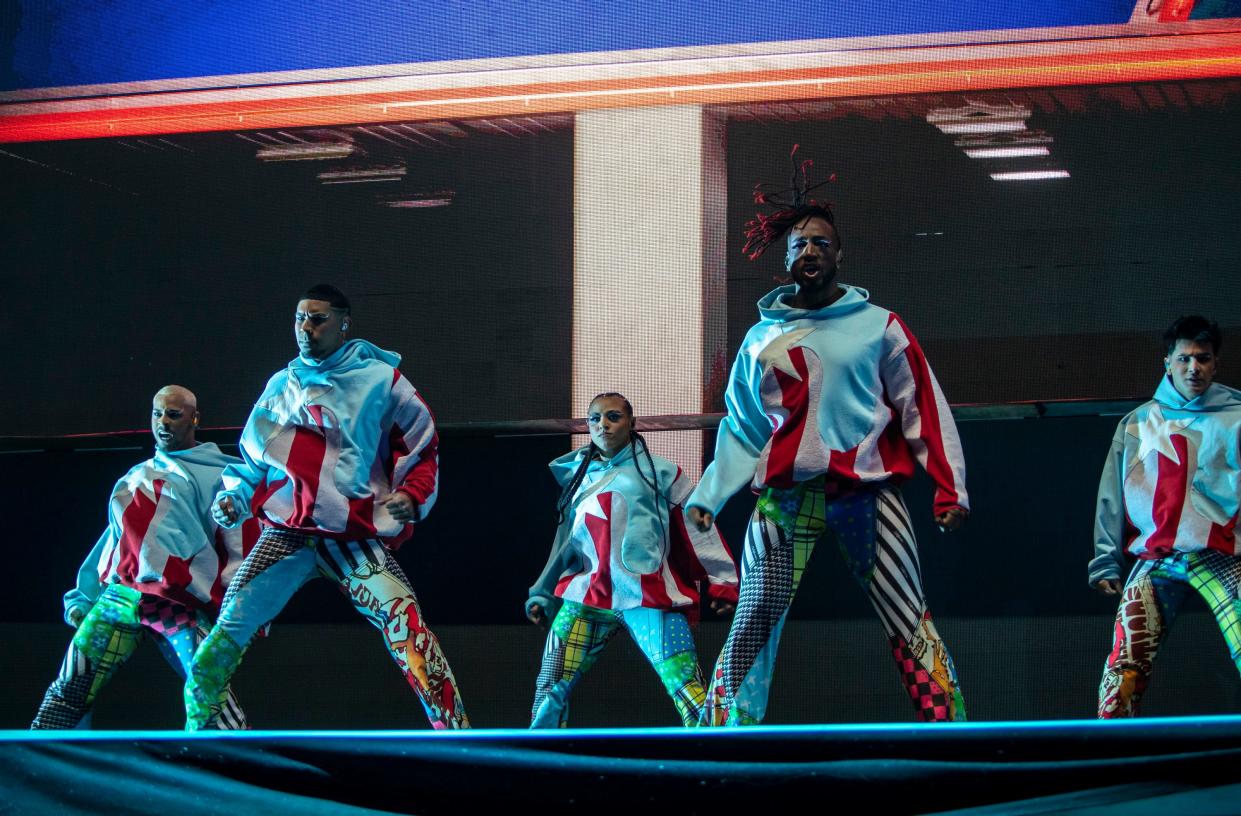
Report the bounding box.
[32,386,255,729]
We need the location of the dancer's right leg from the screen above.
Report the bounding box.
[32,585,145,729]
[1098,557,1187,718]
[707,479,825,726]
[531,601,622,728]
[184,528,318,730]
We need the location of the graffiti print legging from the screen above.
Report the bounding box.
[707,479,966,725]
[1099,550,1241,718]
[184,527,468,730]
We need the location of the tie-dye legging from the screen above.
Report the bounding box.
[184,526,468,730]
[1099,549,1241,718]
[707,479,965,725]
[33,583,246,729]
[532,600,709,727]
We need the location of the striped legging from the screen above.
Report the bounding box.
[706,479,965,725]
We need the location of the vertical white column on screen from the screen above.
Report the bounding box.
[573,105,726,481]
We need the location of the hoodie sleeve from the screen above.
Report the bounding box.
[389,371,439,521]
[666,469,739,602]
[1089,419,1131,587]
[689,343,772,516]
[215,444,268,529]
[63,528,110,624]
[879,314,970,515]
[526,453,590,617]
[526,519,573,618]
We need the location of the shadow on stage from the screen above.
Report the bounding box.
[4,716,1241,815]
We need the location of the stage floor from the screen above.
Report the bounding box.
[4,716,1241,815]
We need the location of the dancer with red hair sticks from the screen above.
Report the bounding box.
[689,153,970,725]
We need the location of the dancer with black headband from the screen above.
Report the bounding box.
[526,393,738,727]
[688,152,970,725]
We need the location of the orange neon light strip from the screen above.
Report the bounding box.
[2,37,1241,142]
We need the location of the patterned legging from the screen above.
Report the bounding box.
[1099,550,1241,718]
[707,479,965,725]
[33,583,246,730]
[184,527,468,730]
[532,600,708,727]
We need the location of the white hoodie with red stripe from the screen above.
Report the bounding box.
[215,339,438,548]
[1089,377,1241,586]
[528,444,739,616]
[64,442,257,624]
[688,283,968,518]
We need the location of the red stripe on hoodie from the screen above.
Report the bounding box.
[285,405,327,528]
[115,479,164,584]
[1145,434,1190,557]
[765,346,811,488]
[1207,517,1238,556]
[581,493,615,609]
[891,314,960,512]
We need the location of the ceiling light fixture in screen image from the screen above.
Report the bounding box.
[721,79,1241,406]
[2,115,575,436]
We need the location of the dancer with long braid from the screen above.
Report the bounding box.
[526,393,738,727]
[689,154,970,725]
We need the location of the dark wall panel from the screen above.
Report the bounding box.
[724,81,1241,407]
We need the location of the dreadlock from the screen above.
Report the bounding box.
[741,144,838,261]
[554,394,671,544]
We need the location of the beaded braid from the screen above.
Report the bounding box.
[554,443,599,525]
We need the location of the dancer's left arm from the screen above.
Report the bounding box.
[385,371,440,523]
[879,314,969,527]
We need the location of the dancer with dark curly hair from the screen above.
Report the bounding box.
[690,151,970,725]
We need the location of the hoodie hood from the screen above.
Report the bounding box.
[1153,377,1241,414]
[289,338,401,375]
[549,444,637,487]
[153,441,236,473]
[757,283,870,323]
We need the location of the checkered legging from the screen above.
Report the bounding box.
[706,479,965,725]
[1099,549,1241,718]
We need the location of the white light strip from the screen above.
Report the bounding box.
[935,120,1028,134]
[319,176,404,184]
[317,166,406,180]
[964,146,1050,158]
[256,143,354,161]
[382,198,453,207]
[990,169,1070,180]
